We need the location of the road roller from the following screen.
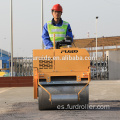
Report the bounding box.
[33,35,91,110]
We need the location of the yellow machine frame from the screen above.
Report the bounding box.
[33,34,91,103]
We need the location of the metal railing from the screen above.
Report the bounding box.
[9,57,109,80]
[90,57,109,80]
[10,57,33,76]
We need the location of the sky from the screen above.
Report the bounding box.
[0,0,120,57]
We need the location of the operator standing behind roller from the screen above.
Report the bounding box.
[42,4,73,49]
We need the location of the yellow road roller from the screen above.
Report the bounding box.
[33,35,91,110]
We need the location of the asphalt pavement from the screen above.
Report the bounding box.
[0,80,120,120]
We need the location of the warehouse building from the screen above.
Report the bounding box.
[0,49,10,73]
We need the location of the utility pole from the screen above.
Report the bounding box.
[10,0,13,76]
[41,0,44,49]
[96,16,99,80]
[96,16,98,60]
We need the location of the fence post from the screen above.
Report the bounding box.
[107,56,109,80]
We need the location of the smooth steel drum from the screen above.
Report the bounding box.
[38,81,89,110]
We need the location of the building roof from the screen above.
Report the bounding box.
[72,36,120,48]
[0,49,11,57]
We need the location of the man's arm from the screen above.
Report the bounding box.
[66,24,73,42]
[42,23,53,49]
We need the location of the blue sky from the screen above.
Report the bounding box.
[0,0,120,57]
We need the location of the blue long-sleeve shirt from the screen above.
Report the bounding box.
[42,18,73,49]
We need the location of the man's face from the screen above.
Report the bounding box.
[52,10,62,19]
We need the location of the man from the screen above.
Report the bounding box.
[42,4,73,49]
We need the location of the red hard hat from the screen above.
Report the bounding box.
[51,4,63,12]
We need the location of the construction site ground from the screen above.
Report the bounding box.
[0,80,120,120]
